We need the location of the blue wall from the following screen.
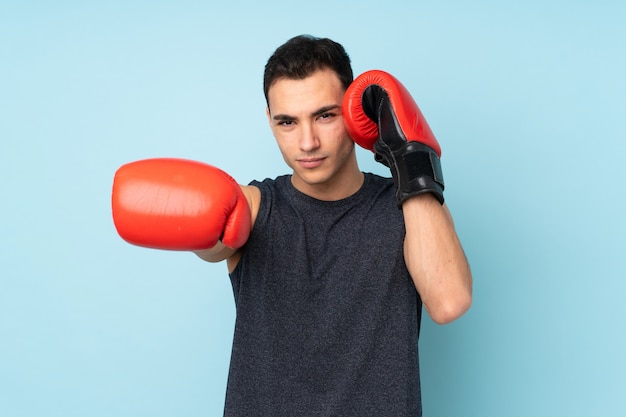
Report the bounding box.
[2,1,625,416]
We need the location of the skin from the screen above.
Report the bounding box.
[264,68,364,202]
[196,68,472,324]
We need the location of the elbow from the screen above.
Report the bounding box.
[427,292,472,325]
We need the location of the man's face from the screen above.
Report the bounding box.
[266,68,356,196]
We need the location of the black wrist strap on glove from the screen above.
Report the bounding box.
[374,140,445,206]
[362,84,446,207]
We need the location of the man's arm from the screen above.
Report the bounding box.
[112,158,251,257]
[194,241,236,263]
[403,195,472,324]
[343,70,472,323]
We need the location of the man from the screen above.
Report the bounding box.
[112,35,472,416]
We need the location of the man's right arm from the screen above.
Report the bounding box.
[112,158,254,263]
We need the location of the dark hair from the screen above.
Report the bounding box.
[263,35,353,105]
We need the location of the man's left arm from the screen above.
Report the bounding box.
[402,195,472,324]
[343,69,472,324]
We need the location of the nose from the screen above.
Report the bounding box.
[299,122,320,152]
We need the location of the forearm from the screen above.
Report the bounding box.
[194,242,236,263]
[403,194,472,324]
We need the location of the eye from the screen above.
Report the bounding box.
[318,112,336,121]
[278,119,295,127]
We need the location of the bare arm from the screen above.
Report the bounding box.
[403,194,473,324]
[194,241,237,263]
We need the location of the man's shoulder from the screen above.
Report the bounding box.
[362,172,395,195]
[363,171,393,184]
[249,174,290,189]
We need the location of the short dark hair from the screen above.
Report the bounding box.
[263,35,353,105]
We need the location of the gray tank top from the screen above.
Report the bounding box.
[225,173,422,416]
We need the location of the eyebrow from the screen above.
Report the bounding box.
[272,104,341,121]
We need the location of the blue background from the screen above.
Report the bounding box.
[2,1,625,416]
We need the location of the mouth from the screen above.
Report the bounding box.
[297,156,326,169]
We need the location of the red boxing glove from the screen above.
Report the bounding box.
[112,158,250,251]
[343,70,444,205]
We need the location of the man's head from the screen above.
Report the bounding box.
[263,36,362,200]
[263,35,353,107]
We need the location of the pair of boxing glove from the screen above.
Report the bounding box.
[112,70,445,251]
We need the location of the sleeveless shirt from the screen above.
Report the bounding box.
[225,173,422,416]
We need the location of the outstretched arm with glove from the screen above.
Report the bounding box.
[111,157,256,267]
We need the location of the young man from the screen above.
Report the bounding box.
[112,35,472,416]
